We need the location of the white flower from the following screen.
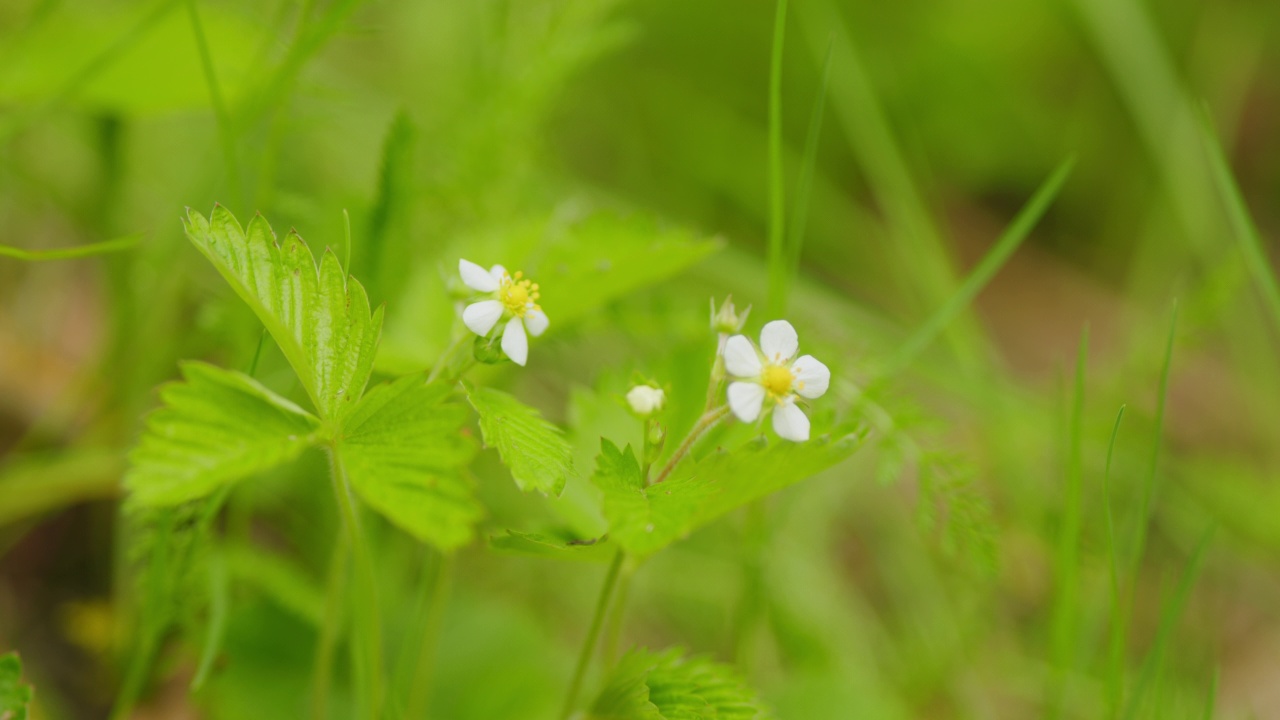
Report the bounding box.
[723,319,830,442]
[626,385,666,416]
[458,258,549,366]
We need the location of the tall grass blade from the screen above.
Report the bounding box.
[783,36,834,311]
[1048,326,1089,719]
[1103,405,1128,718]
[765,0,789,317]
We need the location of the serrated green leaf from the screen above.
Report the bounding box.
[125,362,322,507]
[593,433,862,558]
[591,440,715,557]
[590,648,770,720]
[183,207,384,420]
[339,375,481,551]
[0,652,32,720]
[465,381,573,497]
[488,529,615,563]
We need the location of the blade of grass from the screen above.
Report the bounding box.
[1121,525,1215,720]
[1201,666,1218,720]
[190,540,228,691]
[1048,326,1089,720]
[186,0,243,211]
[1131,303,1178,579]
[1103,405,1128,718]
[1201,110,1280,332]
[877,157,1076,380]
[765,0,789,317]
[0,235,139,262]
[783,35,834,311]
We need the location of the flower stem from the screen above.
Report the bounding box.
[427,331,476,383]
[326,445,384,718]
[650,406,730,485]
[560,549,625,720]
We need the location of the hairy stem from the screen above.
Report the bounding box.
[651,406,730,485]
[561,550,625,719]
[326,446,384,718]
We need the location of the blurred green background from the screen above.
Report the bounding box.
[2,0,1279,717]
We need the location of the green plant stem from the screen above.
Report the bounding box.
[427,331,477,383]
[326,446,384,719]
[731,499,769,671]
[1103,405,1127,718]
[312,535,350,720]
[0,235,139,262]
[641,417,654,482]
[600,566,632,668]
[765,0,789,317]
[650,406,731,485]
[406,551,455,718]
[561,550,625,720]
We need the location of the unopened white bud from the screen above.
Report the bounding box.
[711,295,751,335]
[626,385,666,416]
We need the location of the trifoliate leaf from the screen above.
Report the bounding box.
[589,648,770,720]
[0,652,32,720]
[464,381,573,497]
[488,529,614,563]
[125,362,322,507]
[339,375,481,551]
[590,440,714,557]
[593,433,862,558]
[183,207,384,420]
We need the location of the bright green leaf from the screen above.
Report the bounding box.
[340,375,481,551]
[125,362,322,507]
[590,648,770,720]
[0,652,32,720]
[591,440,714,557]
[465,381,574,497]
[183,207,385,420]
[593,432,862,558]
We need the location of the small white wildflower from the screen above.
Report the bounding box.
[626,385,666,417]
[723,319,830,442]
[458,258,549,367]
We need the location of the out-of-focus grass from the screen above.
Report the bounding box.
[0,0,1278,718]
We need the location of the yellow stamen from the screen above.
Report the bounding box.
[499,270,540,317]
[761,364,794,399]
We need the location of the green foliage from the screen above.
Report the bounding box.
[465,381,574,497]
[592,432,861,557]
[589,648,770,719]
[489,530,615,563]
[183,206,385,420]
[339,375,481,551]
[0,653,32,720]
[592,440,715,557]
[125,362,321,507]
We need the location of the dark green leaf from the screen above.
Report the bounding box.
[590,648,770,719]
[465,381,574,497]
[125,362,322,507]
[183,207,384,420]
[488,529,615,563]
[340,375,481,551]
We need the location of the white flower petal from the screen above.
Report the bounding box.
[790,354,830,399]
[462,300,503,336]
[772,400,810,442]
[759,320,799,362]
[459,258,499,292]
[723,335,763,377]
[502,317,529,366]
[524,308,549,337]
[727,381,766,423]
[489,264,509,283]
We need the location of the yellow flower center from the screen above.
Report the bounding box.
[761,364,794,398]
[499,270,540,317]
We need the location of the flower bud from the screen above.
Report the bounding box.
[710,295,751,335]
[626,385,666,417]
